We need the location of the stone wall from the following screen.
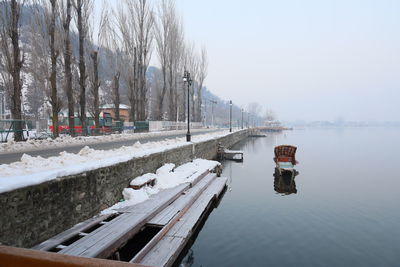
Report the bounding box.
[0,130,250,248]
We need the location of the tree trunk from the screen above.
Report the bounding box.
[197,85,202,122]
[128,79,135,122]
[168,68,175,121]
[174,76,179,121]
[64,0,75,136]
[113,72,120,121]
[50,0,59,138]
[157,67,167,120]
[91,51,100,131]
[191,89,195,122]
[77,0,87,135]
[132,47,138,122]
[141,62,146,120]
[11,0,23,141]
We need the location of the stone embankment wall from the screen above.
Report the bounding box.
[0,130,250,248]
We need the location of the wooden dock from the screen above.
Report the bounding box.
[222,149,244,162]
[33,169,227,267]
[217,143,244,162]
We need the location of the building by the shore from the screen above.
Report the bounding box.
[100,104,130,123]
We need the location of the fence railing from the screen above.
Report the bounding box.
[1,119,204,142]
[149,121,202,132]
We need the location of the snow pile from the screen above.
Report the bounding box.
[0,129,219,154]
[156,163,175,175]
[101,159,220,214]
[0,130,230,193]
[130,173,157,187]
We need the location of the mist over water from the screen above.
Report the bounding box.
[179,127,400,266]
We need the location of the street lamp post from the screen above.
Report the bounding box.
[241,108,244,129]
[183,70,192,142]
[229,100,232,132]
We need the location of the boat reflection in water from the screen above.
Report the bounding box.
[273,167,299,195]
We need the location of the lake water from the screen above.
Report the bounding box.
[178,127,400,267]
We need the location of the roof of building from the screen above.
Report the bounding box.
[100,104,130,110]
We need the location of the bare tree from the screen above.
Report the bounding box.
[167,14,183,121]
[135,0,154,121]
[196,46,208,122]
[117,0,153,122]
[0,0,25,141]
[61,0,75,136]
[30,0,63,138]
[184,42,198,122]
[28,4,52,126]
[74,0,91,135]
[247,102,263,122]
[116,2,137,121]
[101,4,122,122]
[25,76,45,121]
[154,0,173,120]
[89,50,100,130]
[27,19,49,123]
[48,0,61,137]
[87,4,106,131]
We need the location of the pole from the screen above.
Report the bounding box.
[241,109,243,129]
[211,102,214,127]
[204,99,207,128]
[229,100,232,132]
[186,73,191,142]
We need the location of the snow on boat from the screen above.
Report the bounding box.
[274,145,298,176]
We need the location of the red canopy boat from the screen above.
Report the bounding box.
[274,145,298,175]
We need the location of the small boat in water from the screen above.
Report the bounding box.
[274,145,298,176]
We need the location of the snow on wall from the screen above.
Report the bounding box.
[0,130,232,193]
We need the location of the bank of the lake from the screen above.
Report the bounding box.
[179,127,400,267]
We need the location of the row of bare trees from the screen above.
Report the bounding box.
[0,0,209,141]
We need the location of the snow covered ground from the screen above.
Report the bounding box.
[0,129,215,154]
[101,159,220,214]
[0,130,232,193]
[0,130,38,143]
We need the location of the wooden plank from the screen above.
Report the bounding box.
[148,173,216,226]
[58,214,134,257]
[167,178,227,239]
[129,178,156,190]
[59,183,190,258]
[188,169,210,187]
[130,174,216,264]
[0,245,151,267]
[134,236,186,267]
[78,214,147,258]
[139,177,227,267]
[32,214,112,251]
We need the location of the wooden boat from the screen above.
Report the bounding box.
[274,145,298,176]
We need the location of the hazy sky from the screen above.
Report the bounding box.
[96,0,400,121]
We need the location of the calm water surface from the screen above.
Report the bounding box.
[179,127,400,267]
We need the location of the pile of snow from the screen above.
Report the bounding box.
[0,129,218,154]
[130,173,157,187]
[101,159,220,214]
[0,130,231,193]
